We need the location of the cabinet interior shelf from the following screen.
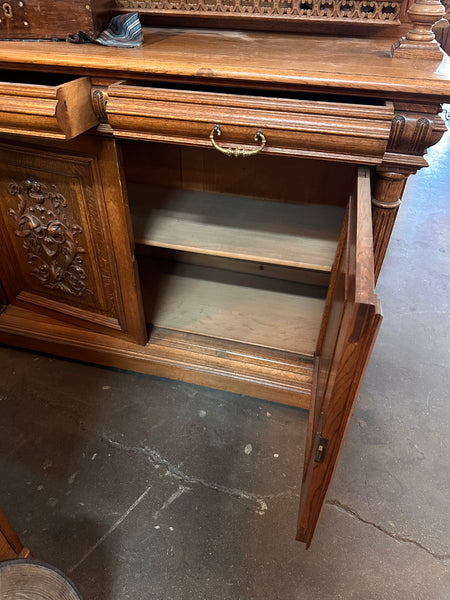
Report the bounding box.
[130,183,345,272]
[139,256,327,356]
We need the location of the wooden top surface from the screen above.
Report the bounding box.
[1,28,450,99]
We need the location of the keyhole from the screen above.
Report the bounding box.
[2,3,13,18]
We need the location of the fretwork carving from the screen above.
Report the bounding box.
[115,0,402,22]
[7,178,88,297]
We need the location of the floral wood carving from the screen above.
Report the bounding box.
[7,177,88,297]
[115,0,401,22]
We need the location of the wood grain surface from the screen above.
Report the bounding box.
[0,28,449,99]
[0,75,97,139]
[139,255,327,355]
[107,81,393,162]
[297,167,382,545]
[130,183,344,271]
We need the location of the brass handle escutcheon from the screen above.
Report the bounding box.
[209,125,266,158]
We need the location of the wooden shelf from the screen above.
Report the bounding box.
[139,257,327,355]
[130,183,344,272]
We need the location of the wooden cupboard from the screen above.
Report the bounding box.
[0,16,448,545]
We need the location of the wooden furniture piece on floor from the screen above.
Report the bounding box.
[0,510,31,560]
[0,3,448,546]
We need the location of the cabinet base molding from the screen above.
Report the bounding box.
[0,305,312,410]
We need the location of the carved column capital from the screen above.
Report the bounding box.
[384,107,447,170]
[388,111,442,154]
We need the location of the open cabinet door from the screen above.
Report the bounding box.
[297,167,382,546]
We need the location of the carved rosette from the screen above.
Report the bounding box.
[7,178,88,297]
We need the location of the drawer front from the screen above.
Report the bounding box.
[107,83,394,164]
[0,75,98,140]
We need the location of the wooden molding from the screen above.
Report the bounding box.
[0,76,98,140]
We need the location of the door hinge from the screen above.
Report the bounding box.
[314,436,329,464]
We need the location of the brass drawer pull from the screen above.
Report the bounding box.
[209,124,266,157]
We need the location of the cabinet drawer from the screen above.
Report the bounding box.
[0,72,98,140]
[107,82,394,164]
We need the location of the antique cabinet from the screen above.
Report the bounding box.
[0,1,449,545]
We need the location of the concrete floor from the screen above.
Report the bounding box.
[0,131,449,600]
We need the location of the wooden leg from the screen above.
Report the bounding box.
[0,510,31,560]
[372,170,407,282]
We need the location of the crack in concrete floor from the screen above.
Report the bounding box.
[103,435,449,563]
[326,499,450,562]
[103,434,297,516]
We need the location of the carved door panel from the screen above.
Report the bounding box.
[0,136,147,344]
[297,168,383,546]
